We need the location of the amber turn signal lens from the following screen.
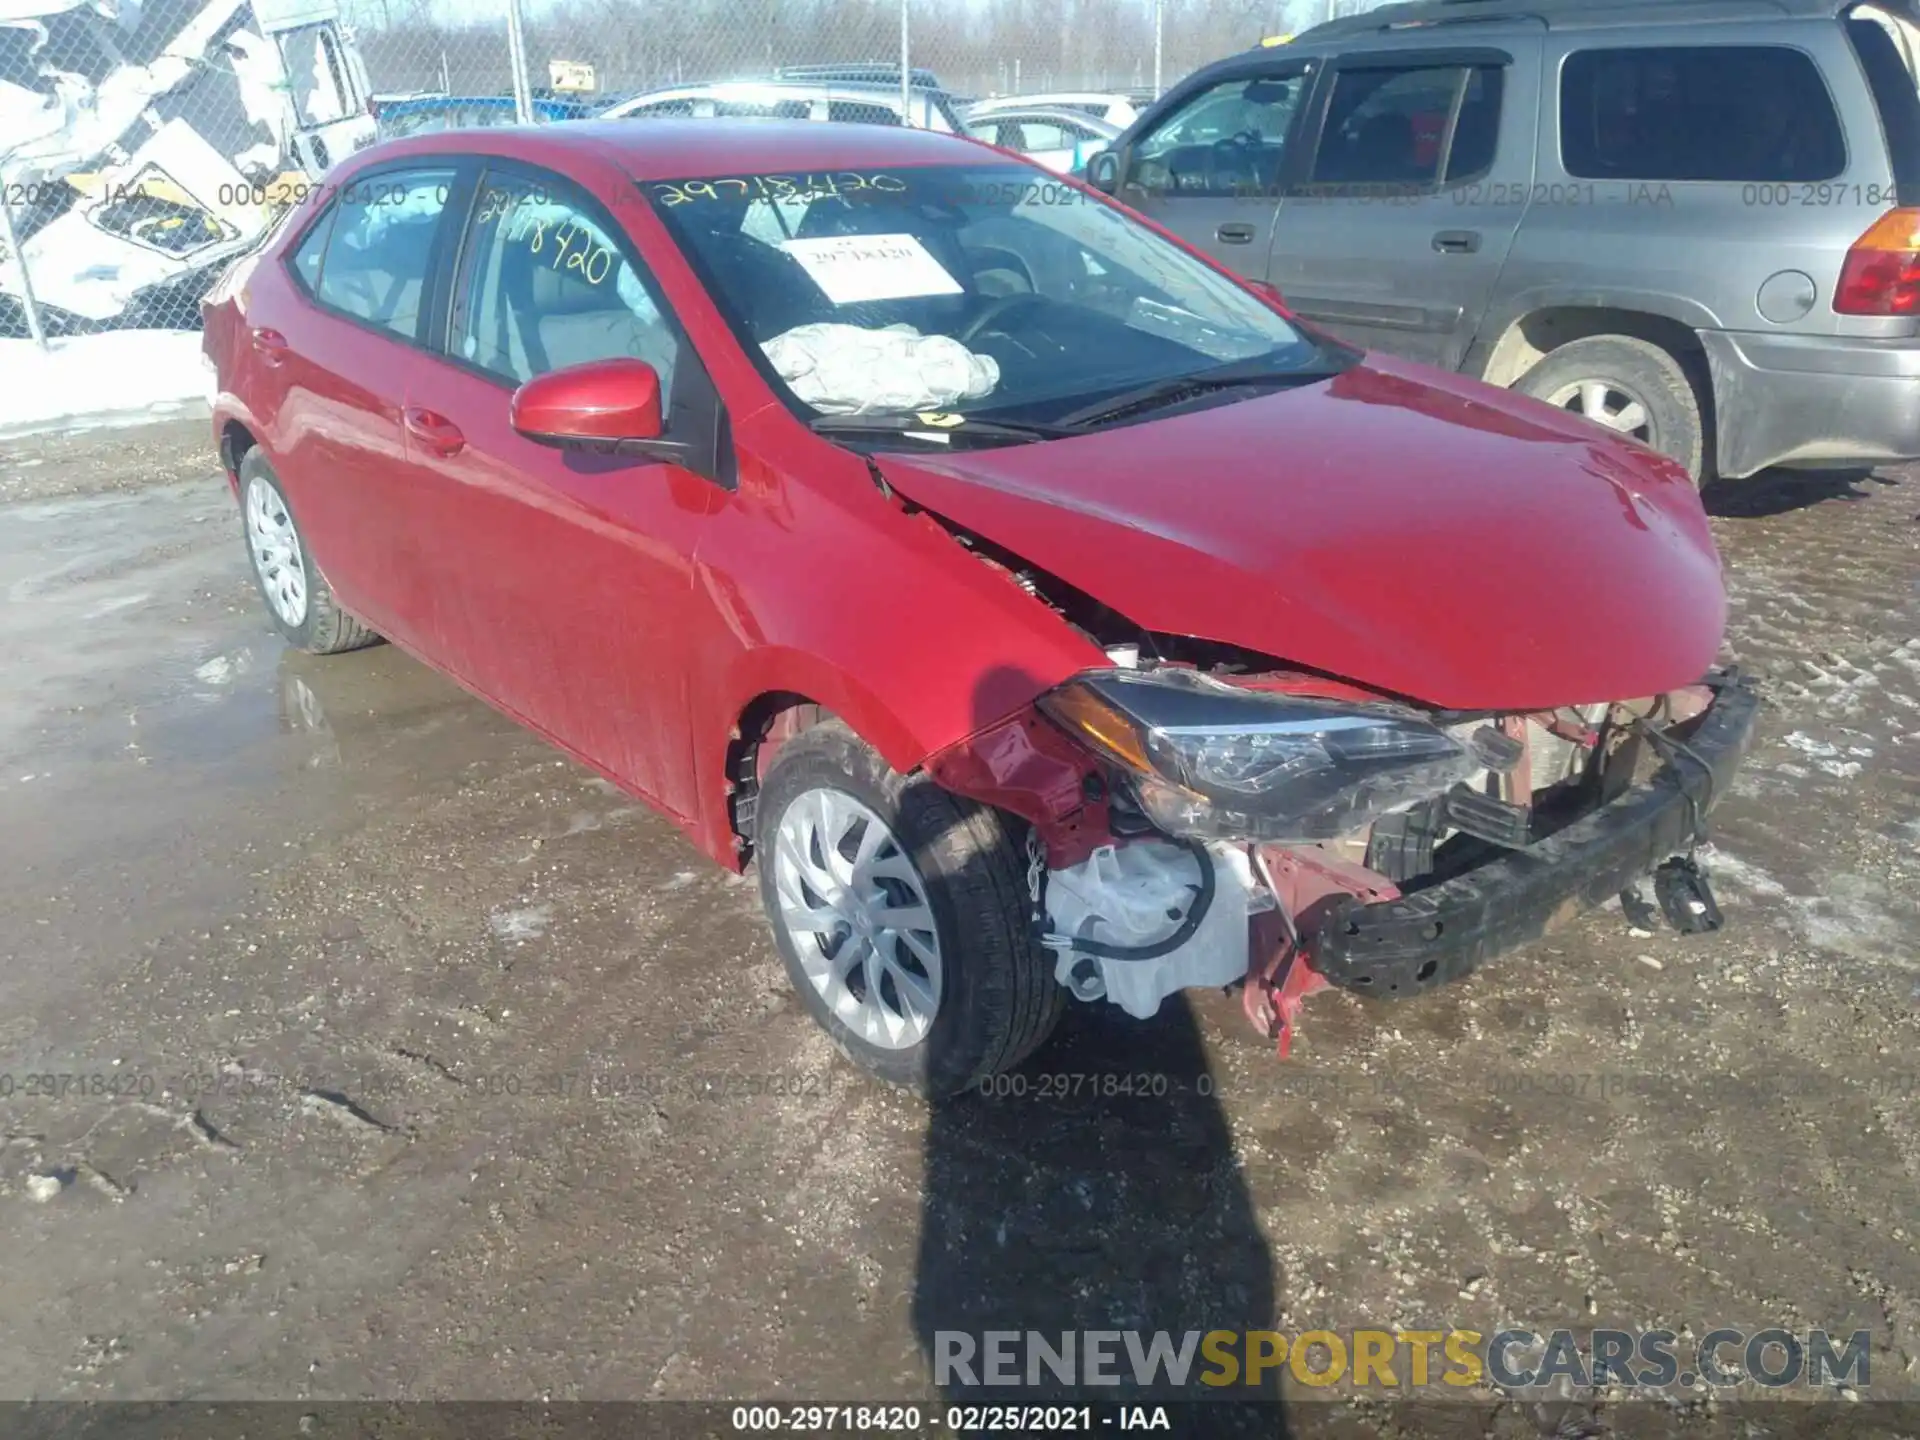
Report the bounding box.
[1039,682,1153,774]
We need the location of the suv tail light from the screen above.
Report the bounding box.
[1835,207,1920,315]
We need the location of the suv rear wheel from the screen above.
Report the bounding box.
[754,720,1064,1097]
[1515,335,1705,483]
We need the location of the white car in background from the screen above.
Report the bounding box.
[962,105,1122,174]
[601,80,963,132]
[965,91,1147,128]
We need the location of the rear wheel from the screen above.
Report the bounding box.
[1514,334,1705,483]
[754,720,1064,1097]
[238,450,381,655]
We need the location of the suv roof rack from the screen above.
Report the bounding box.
[1296,0,1828,39]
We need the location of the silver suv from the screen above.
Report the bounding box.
[1087,0,1920,481]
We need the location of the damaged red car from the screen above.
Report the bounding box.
[203,121,1758,1095]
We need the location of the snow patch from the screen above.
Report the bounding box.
[488,904,553,943]
[0,331,215,437]
[1783,732,1840,758]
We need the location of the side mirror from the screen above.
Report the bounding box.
[509,358,687,459]
[1246,279,1287,307]
[1085,148,1122,194]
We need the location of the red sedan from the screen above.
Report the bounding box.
[202,120,1756,1096]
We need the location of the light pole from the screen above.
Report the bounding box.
[899,0,911,126]
[0,190,47,351]
[1153,0,1164,97]
[505,0,534,124]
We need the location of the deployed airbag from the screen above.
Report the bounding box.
[761,323,1000,416]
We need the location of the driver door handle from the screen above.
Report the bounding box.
[1216,222,1257,244]
[1432,229,1482,254]
[402,406,465,458]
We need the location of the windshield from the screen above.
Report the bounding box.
[643,163,1328,430]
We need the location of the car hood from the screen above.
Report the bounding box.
[874,355,1727,712]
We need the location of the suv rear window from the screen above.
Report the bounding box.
[1560,46,1846,182]
[1847,11,1920,205]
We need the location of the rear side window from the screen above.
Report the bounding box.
[624,99,696,118]
[714,99,812,119]
[827,101,901,125]
[1310,63,1504,186]
[311,168,455,339]
[1560,46,1846,182]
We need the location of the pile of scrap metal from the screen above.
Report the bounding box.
[0,0,376,335]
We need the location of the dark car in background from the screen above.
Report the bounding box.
[1088,0,1920,482]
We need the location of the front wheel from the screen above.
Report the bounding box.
[754,720,1064,1097]
[1514,334,1706,484]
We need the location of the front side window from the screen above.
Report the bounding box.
[1131,70,1309,197]
[1311,64,1504,186]
[1560,45,1846,182]
[979,118,1093,153]
[647,164,1327,429]
[312,168,454,339]
[449,172,680,395]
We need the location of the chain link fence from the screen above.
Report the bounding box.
[0,0,1390,339]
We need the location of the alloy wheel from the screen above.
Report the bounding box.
[1544,378,1654,444]
[770,786,944,1050]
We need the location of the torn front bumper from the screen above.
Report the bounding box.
[1302,672,1761,999]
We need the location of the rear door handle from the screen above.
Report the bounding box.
[402,406,465,458]
[250,327,288,365]
[1432,229,1481,254]
[1216,222,1257,244]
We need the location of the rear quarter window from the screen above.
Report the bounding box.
[1847,12,1920,204]
[1559,45,1847,182]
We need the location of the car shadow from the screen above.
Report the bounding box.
[1701,464,1900,519]
[907,666,1290,1435]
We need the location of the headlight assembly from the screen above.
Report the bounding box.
[1038,667,1482,843]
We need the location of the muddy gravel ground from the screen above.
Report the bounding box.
[1,417,1917,1435]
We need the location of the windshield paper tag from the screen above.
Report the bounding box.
[781,233,964,305]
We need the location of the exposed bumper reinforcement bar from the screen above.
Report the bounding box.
[1304,672,1761,998]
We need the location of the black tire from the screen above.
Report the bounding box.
[237,449,381,655]
[1514,334,1706,483]
[754,720,1065,1097]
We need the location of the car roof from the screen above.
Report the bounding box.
[1292,0,1851,39]
[357,116,1006,182]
